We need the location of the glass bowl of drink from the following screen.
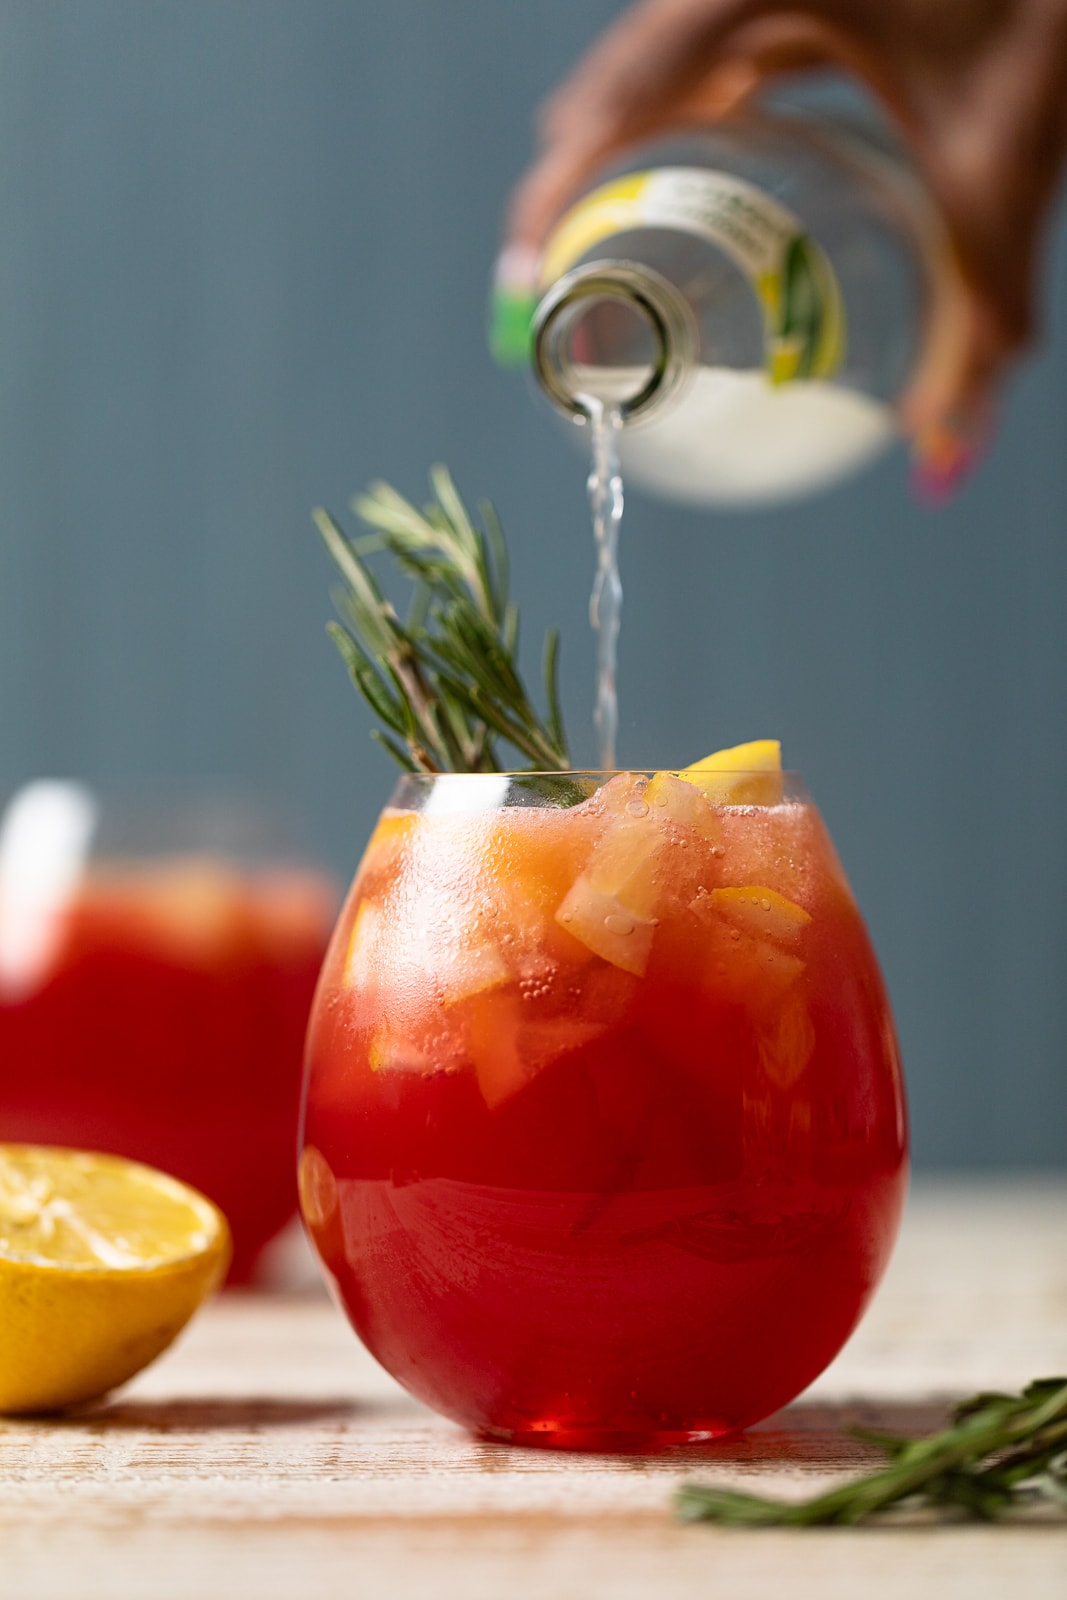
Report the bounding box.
[0,779,337,1283]
[299,762,907,1447]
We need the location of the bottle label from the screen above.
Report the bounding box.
[541,167,845,384]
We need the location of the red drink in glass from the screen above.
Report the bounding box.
[0,857,334,1282]
[301,768,907,1446]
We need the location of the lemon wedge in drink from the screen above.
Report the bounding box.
[0,1145,230,1414]
[679,738,783,805]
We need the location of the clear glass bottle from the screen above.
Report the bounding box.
[494,107,936,507]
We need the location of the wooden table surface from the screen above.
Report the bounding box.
[2,1180,1064,1598]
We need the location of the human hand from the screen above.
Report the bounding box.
[502,0,1067,490]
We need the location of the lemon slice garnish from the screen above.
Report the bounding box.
[0,1145,230,1414]
[678,739,783,805]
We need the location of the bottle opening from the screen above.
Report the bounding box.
[532,263,695,425]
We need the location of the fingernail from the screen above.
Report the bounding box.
[488,247,541,367]
[910,417,987,504]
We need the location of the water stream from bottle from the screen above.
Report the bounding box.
[586,401,624,772]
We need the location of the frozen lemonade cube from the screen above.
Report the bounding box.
[643,771,724,842]
[555,880,657,976]
[489,867,594,970]
[441,810,598,972]
[359,827,515,1003]
[555,771,734,975]
[591,770,646,816]
[345,899,382,989]
[583,815,663,909]
[347,888,509,1073]
[437,937,511,1002]
[555,789,668,975]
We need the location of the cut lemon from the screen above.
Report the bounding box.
[679,739,783,806]
[0,1145,230,1414]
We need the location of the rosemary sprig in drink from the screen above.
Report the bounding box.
[677,1377,1067,1526]
[315,466,568,774]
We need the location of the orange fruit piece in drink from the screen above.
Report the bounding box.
[707,885,811,946]
[693,882,809,1003]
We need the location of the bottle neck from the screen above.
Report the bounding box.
[531,262,696,426]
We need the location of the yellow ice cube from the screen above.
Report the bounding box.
[439,939,512,1003]
[643,770,725,842]
[555,782,666,974]
[555,879,657,976]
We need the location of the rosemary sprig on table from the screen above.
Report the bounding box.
[314,466,569,774]
[677,1377,1067,1527]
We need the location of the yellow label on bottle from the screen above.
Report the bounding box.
[541,168,845,382]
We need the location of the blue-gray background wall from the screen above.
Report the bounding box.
[0,1,1064,1170]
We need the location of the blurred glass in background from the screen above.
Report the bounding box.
[0,780,336,1281]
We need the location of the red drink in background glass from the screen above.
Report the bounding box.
[0,785,335,1283]
[300,768,907,1447]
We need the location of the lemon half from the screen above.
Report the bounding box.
[0,1145,230,1414]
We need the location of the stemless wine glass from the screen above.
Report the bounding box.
[0,779,337,1283]
[299,767,907,1447]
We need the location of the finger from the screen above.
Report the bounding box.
[899,262,1001,499]
[900,120,1060,479]
[505,0,777,253]
[504,3,912,255]
[536,0,771,145]
[898,13,1067,452]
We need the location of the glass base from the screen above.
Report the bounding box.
[477,1421,738,1453]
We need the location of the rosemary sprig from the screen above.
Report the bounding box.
[677,1377,1067,1527]
[314,466,569,774]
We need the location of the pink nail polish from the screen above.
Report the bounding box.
[910,419,986,504]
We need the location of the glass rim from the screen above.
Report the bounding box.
[390,768,805,779]
[387,770,810,815]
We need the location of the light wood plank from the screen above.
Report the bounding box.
[1,1180,1064,1598]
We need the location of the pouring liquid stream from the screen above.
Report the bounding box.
[586,400,624,772]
